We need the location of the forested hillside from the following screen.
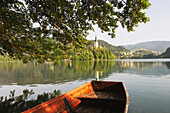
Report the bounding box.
[162,47,170,58]
[0,45,116,61]
[89,40,129,57]
[71,46,116,60]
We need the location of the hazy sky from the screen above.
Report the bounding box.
[86,0,170,46]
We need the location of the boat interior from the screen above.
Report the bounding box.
[72,82,127,113]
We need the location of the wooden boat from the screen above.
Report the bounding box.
[23,81,129,113]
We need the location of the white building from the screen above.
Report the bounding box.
[94,35,98,48]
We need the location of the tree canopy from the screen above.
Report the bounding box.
[0,0,151,63]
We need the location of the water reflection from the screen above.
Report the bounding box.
[0,61,118,85]
[165,62,170,69]
[0,61,170,86]
[120,61,170,76]
[0,60,170,113]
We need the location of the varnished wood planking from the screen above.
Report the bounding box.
[23,81,129,113]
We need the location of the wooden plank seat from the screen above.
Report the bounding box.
[75,91,124,102]
[74,97,125,113]
[73,91,126,113]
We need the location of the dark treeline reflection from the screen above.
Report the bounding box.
[0,89,61,113]
[166,62,170,69]
[0,61,170,85]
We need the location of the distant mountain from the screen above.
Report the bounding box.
[122,41,170,52]
[88,40,129,57]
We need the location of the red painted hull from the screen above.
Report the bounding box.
[23,81,129,113]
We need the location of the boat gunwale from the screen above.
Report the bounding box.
[22,81,128,113]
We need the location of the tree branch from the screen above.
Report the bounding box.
[0,20,18,50]
[121,0,127,4]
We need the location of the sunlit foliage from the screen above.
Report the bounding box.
[0,0,151,63]
[0,89,61,113]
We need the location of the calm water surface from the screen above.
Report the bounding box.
[0,59,170,113]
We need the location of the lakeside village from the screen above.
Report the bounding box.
[0,36,170,62]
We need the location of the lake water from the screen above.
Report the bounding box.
[0,59,170,113]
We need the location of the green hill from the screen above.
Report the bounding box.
[123,41,170,52]
[162,47,170,58]
[89,40,129,57]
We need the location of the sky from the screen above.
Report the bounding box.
[86,0,170,46]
